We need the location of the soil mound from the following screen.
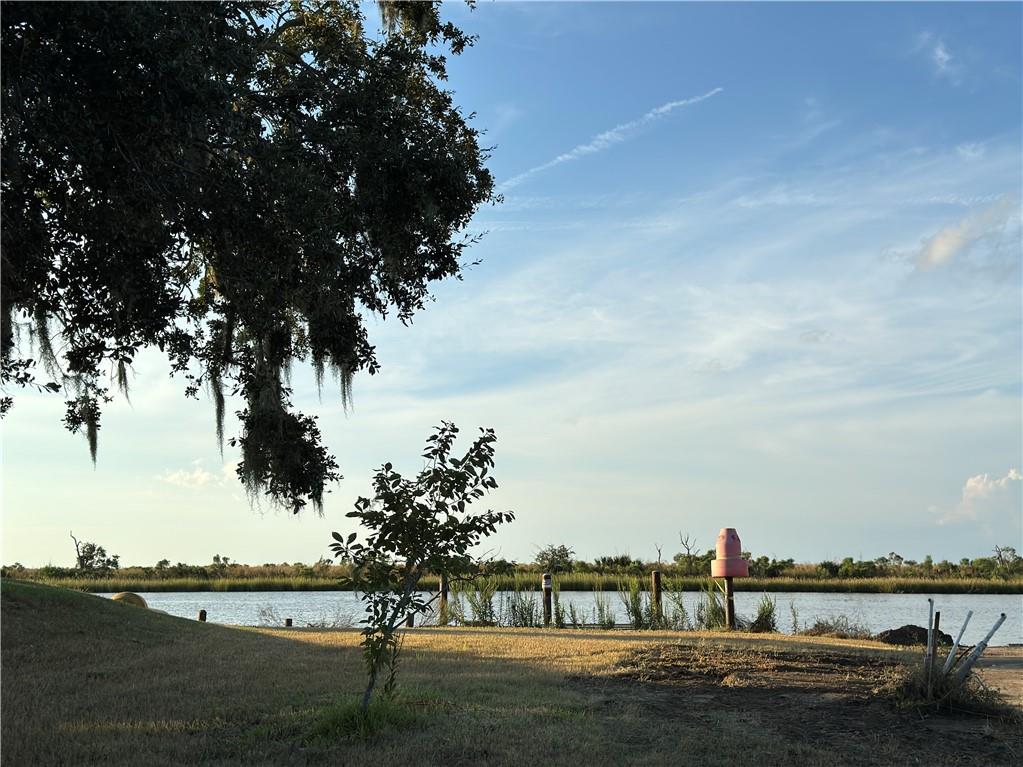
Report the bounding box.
[875,624,952,646]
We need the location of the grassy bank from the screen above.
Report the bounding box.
[2,579,1019,767]
[32,572,1023,594]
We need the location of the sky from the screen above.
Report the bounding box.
[2,1,1021,568]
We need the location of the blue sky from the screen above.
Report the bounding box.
[2,1,1021,567]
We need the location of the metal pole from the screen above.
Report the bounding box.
[951,613,1006,689]
[923,598,934,681]
[940,610,972,677]
[927,611,940,700]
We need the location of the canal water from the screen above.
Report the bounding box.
[100,589,1022,646]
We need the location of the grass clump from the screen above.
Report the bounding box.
[506,588,541,627]
[882,662,1021,721]
[747,594,778,633]
[798,615,872,640]
[592,586,616,629]
[307,696,419,743]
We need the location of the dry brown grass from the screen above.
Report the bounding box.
[2,580,1019,767]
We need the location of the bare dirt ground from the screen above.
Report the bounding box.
[976,646,1023,708]
[595,642,1022,767]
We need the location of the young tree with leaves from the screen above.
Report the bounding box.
[2,1,493,512]
[329,422,513,709]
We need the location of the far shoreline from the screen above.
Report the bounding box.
[11,574,1023,595]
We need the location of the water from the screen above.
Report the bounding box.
[100,590,1023,646]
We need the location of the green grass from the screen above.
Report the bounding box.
[32,572,1023,594]
[2,579,1019,766]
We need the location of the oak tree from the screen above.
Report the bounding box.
[1,1,493,512]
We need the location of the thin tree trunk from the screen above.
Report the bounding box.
[361,671,377,710]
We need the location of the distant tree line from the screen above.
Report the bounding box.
[3,539,1021,582]
[515,541,1023,581]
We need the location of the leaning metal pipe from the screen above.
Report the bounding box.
[924,598,935,678]
[951,612,1007,689]
[940,610,973,677]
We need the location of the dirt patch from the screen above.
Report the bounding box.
[976,647,1023,709]
[875,624,953,646]
[594,642,1021,767]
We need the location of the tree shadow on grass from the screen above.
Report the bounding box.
[3,582,1020,767]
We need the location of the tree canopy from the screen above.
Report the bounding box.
[1,1,494,512]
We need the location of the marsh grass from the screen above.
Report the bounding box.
[552,583,566,628]
[617,579,647,630]
[592,587,616,629]
[695,582,727,630]
[31,573,1023,594]
[506,588,541,627]
[463,577,498,625]
[748,594,778,634]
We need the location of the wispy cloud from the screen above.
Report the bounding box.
[915,32,961,82]
[489,102,524,135]
[915,198,1018,270]
[933,40,952,73]
[732,184,832,209]
[498,87,723,191]
[957,142,986,160]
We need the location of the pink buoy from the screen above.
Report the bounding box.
[710,528,748,578]
[710,527,748,630]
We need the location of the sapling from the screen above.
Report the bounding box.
[329,422,514,709]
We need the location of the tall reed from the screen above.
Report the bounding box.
[695,581,726,630]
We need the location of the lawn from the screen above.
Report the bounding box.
[2,580,1019,766]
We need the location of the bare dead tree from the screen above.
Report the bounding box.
[678,532,699,575]
[70,531,83,570]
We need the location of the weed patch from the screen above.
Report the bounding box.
[307,696,419,743]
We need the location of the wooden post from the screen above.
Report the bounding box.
[198,609,206,622]
[405,613,414,628]
[439,573,449,625]
[285,618,292,628]
[927,611,941,700]
[651,570,662,621]
[542,573,552,627]
[724,576,735,630]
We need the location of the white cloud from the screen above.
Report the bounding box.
[915,198,1018,270]
[936,469,1022,525]
[499,87,723,190]
[158,465,217,489]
